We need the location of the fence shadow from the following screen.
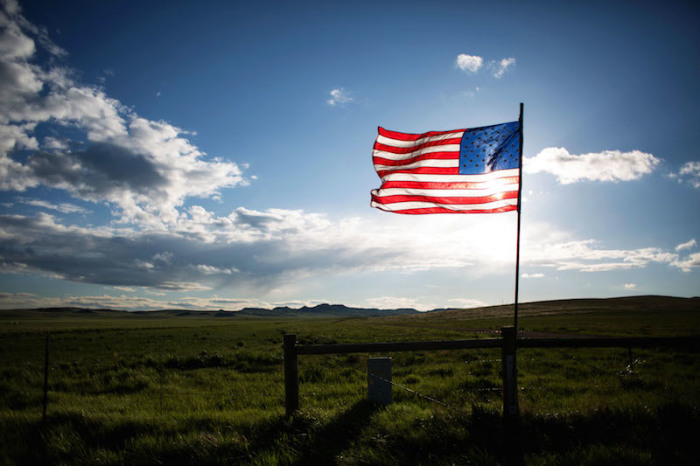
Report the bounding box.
[518,401,697,464]
[291,400,380,465]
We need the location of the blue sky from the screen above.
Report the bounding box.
[0,0,698,311]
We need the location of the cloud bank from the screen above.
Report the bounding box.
[524,147,661,184]
[0,1,248,227]
[1,209,696,308]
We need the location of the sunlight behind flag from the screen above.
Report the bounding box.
[371,122,521,214]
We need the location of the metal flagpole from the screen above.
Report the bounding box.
[502,103,524,424]
[513,102,524,334]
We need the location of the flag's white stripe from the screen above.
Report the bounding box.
[379,169,519,183]
[376,131,464,148]
[372,144,460,161]
[370,198,518,211]
[374,159,458,171]
[373,186,519,198]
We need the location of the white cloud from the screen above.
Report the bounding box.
[20,198,90,214]
[111,286,135,292]
[679,162,698,174]
[326,88,353,106]
[675,239,696,251]
[362,296,486,312]
[196,264,238,275]
[522,273,545,279]
[446,298,487,309]
[492,57,515,78]
[455,54,483,73]
[669,161,700,188]
[521,224,691,273]
[157,281,211,292]
[365,296,424,310]
[0,3,248,227]
[0,291,276,311]
[672,253,700,273]
[456,55,515,78]
[530,242,676,272]
[42,136,69,150]
[524,147,661,184]
[671,239,700,272]
[623,283,637,290]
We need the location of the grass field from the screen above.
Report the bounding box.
[1,296,698,465]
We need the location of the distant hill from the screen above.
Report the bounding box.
[204,303,419,318]
[5,303,419,319]
[380,295,700,327]
[235,303,418,318]
[3,295,698,320]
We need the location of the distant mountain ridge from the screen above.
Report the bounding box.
[232,303,418,318]
[21,303,419,318]
[7,295,699,319]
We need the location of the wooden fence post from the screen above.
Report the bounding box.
[501,326,518,419]
[283,334,299,417]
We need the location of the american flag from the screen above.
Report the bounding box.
[370,121,521,214]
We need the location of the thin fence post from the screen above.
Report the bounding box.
[501,326,518,419]
[42,334,49,422]
[627,347,634,373]
[283,334,299,417]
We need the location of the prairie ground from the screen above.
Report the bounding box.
[1,296,698,464]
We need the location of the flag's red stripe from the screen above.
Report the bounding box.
[379,177,519,190]
[376,167,459,177]
[378,127,464,141]
[372,191,518,206]
[373,138,462,154]
[372,152,459,167]
[379,205,517,214]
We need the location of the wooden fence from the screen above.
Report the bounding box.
[283,328,700,418]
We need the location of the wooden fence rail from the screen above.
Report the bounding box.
[283,329,700,418]
[294,338,503,355]
[517,336,699,349]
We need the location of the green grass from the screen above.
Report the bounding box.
[1,297,698,464]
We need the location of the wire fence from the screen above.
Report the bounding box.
[1,332,698,422]
[360,348,648,408]
[0,333,286,421]
[286,332,700,416]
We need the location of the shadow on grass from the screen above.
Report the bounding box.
[291,400,380,465]
[3,414,159,465]
[518,402,698,465]
[1,402,697,465]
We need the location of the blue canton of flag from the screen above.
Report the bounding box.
[459,122,520,175]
